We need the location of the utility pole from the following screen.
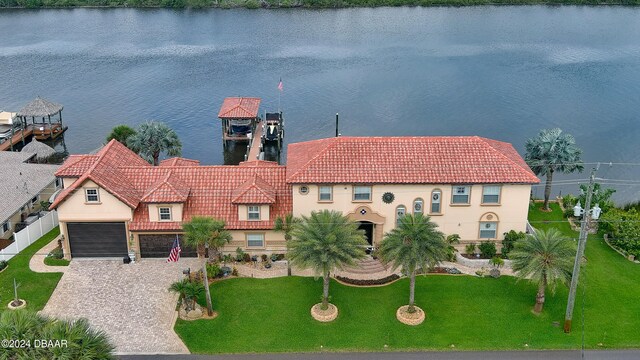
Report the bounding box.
[564,165,598,333]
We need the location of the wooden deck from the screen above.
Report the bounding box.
[0,126,34,151]
[0,124,67,152]
[246,121,264,161]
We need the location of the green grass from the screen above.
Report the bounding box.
[0,227,64,312]
[176,204,640,353]
[44,257,70,266]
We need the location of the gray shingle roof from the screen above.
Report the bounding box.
[17,97,63,117]
[0,152,59,223]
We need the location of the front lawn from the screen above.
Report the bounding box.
[0,228,64,312]
[175,204,640,353]
[44,257,70,267]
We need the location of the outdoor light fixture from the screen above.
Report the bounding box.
[573,202,601,220]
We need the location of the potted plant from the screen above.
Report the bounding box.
[264,261,272,269]
[270,253,279,262]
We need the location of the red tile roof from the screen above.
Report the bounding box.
[159,157,200,167]
[140,171,190,203]
[217,97,261,119]
[51,140,290,231]
[51,140,152,209]
[286,136,540,184]
[56,155,98,177]
[231,173,276,204]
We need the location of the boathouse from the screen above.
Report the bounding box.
[218,97,261,142]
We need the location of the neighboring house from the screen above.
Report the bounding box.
[286,136,540,250]
[51,135,539,260]
[0,152,60,244]
[50,140,290,259]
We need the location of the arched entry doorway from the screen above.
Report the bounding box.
[357,221,374,249]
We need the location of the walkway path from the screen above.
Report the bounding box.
[29,235,67,273]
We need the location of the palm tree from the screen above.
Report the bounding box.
[445,233,461,262]
[184,281,205,312]
[288,210,367,310]
[509,228,576,314]
[169,279,190,310]
[525,128,584,211]
[127,121,182,166]
[274,214,300,276]
[106,124,137,151]
[0,310,114,359]
[182,216,232,262]
[379,214,447,314]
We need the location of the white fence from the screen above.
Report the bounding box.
[0,211,59,262]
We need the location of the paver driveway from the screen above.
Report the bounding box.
[41,258,202,355]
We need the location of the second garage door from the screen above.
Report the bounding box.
[138,234,198,258]
[67,222,128,258]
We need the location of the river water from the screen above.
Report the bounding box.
[1,7,639,202]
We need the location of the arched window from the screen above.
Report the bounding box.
[430,189,442,214]
[413,198,424,216]
[479,213,499,239]
[395,205,406,226]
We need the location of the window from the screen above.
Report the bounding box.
[248,205,261,220]
[479,222,497,239]
[1,221,10,234]
[452,186,470,204]
[247,233,264,247]
[31,195,39,205]
[396,205,406,226]
[431,190,442,213]
[353,186,372,201]
[85,188,99,203]
[318,186,333,201]
[299,186,309,195]
[159,207,172,221]
[55,178,62,189]
[482,185,501,204]
[413,198,424,215]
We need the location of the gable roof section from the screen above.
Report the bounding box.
[56,155,99,177]
[231,173,276,204]
[51,140,151,209]
[286,136,539,184]
[140,171,190,203]
[217,97,261,119]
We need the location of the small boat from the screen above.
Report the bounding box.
[261,112,284,144]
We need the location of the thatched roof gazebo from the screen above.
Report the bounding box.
[20,139,56,162]
[15,97,67,143]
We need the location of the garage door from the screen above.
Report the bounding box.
[67,222,128,258]
[138,234,197,258]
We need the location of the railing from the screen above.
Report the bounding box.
[0,211,58,262]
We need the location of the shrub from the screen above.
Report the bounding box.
[270,253,278,262]
[502,230,526,258]
[235,247,245,262]
[48,246,64,259]
[243,253,251,262]
[222,254,233,263]
[479,241,497,259]
[206,263,221,278]
[0,260,7,271]
[465,243,477,255]
[489,256,504,268]
[261,254,268,262]
[231,267,239,276]
[335,274,400,286]
[600,208,640,258]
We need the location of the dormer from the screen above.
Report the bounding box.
[232,173,276,221]
[141,171,189,222]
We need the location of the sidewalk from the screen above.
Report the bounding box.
[29,235,68,273]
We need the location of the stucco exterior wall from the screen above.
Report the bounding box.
[62,177,77,189]
[292,183,531,247]
[237,204,271,221]
[148,203,184,222]
[56,180,133,222]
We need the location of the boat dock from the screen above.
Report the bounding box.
[0,124,67,152]
[245,121,264,161]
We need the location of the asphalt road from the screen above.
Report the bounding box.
[119,350,640,360]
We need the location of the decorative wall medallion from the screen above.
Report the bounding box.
[360,208,367,215]
[382,192,395,204]
[487,214,494,220]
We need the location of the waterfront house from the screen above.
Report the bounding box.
[286,136,540,250]
[0,152,60,247]
[50,140,290,259]
[50,135,539,259]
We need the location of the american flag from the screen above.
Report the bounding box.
[167,235,181,262]
[277,78,283,92]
